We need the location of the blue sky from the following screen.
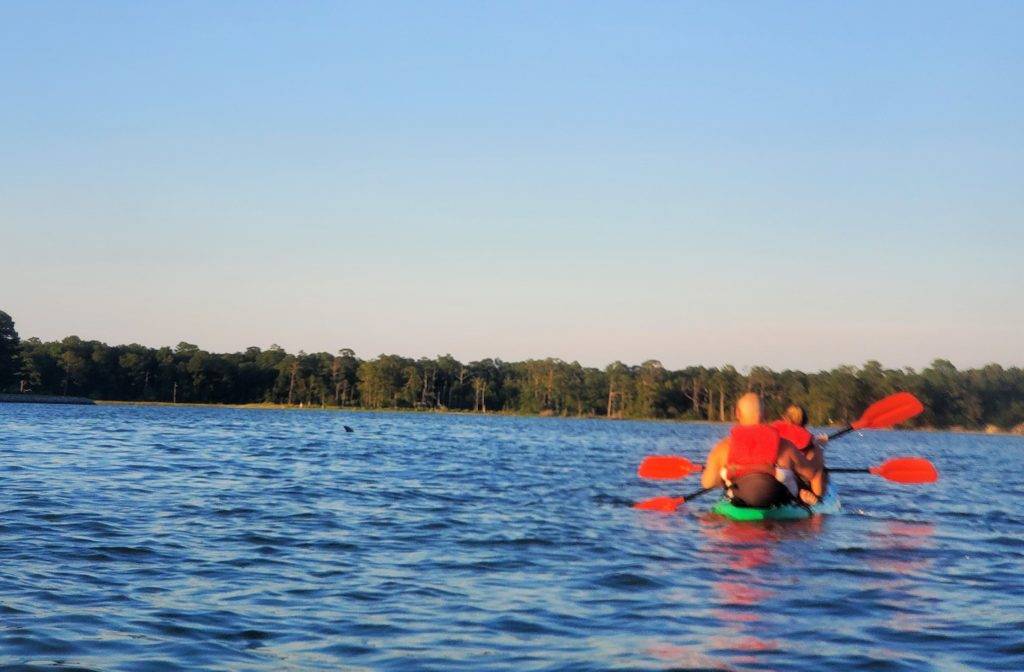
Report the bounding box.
[3,2,1022,370]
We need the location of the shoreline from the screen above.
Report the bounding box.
[94,400,714,423]
[4,397,1020,436]
[89,400,1023,436]
[0,393,94,406]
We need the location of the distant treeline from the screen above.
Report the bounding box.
[1,310,1022,429]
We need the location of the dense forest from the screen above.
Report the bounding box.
[1,310,1022,430]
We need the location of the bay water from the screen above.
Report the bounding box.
[1,404,1021,670]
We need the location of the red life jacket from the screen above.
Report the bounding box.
[771,420,812,451]
[725,425,780,480]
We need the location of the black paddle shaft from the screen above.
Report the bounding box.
[683,485,716,501]
[827,425,854,441]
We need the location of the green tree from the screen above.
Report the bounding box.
[331,349,359,406]
[605,361,632,418]
[0,310,21,391]
[630,360,665,418]
[708,365,742,421]
[357,355,409,408]
[119,347,155,400]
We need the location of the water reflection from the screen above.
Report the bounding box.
[862,520,935,573]
[642,515,830,670]
[701,517,824,568]
[705,520,810,668]
[642,641,731,670]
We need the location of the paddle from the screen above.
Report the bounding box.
[637,455,703,480]
[633,485,716,512]
[827,456,938,483]
[634,457,938,511]
[828,391,924,440]
[637,392,925,481]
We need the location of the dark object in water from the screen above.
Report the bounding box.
[344,425,354,433]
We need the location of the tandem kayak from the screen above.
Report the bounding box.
[711,487,841,522]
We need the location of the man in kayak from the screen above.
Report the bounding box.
[700,393,824,507]
[771,404,829,500]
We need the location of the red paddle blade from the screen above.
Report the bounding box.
[852,392,924,430]
[633,496,685,512]
[638,455,701,480]
[869,457,939,484]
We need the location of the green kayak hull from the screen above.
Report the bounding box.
[711,488,841,521]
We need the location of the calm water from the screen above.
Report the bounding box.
[1,404,1021,671]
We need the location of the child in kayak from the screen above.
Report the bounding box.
[771,404,829,501]
[700,393,825,507]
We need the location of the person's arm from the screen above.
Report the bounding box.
[779,442,823,496]
[701,440,728,489]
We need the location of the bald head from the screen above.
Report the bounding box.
[735,392,763,426]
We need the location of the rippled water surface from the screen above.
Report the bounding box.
[1,404,1022,671]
